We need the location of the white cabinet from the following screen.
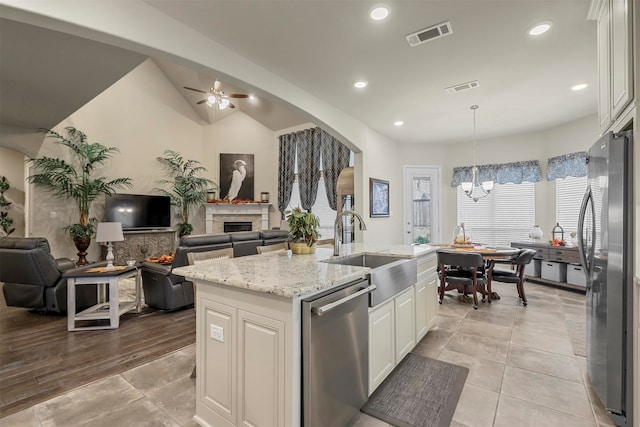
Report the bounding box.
[395,287,416,362]
[415,253,438,342]
[368,298,395,394]
[196,285,291,427]
[590,0,634,133]
[368,288,415,395]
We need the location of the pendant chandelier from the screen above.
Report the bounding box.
[461,105,494,202]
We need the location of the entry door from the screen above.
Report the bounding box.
[404,166,440,245]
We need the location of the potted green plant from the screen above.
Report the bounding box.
[27,127,132,264]
[285,207,320,254]
[155,150,218,237]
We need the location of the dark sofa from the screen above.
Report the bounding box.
[141,230,289,310]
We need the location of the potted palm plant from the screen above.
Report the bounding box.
[155,150,218,237]
[285,207,320,254]
[27,127,132,264]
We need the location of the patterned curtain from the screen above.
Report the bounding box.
[277,133,296,218]
[451,160,541,187]
[296,128,321,211]
[546,152,588,181]
[320,129,351,210]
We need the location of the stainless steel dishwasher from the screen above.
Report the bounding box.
[302,278,375,427]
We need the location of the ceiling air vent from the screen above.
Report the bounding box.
[405,21,453,47]
[445,80,480,94]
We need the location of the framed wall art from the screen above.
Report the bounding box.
[369,178,389,218]
[219,153,255,201]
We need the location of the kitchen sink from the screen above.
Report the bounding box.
[323,253,417,306]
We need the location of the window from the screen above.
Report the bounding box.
[286,152,354,239]
[555,176,587,236]
[287,175,335,239]
[456,182,535,246]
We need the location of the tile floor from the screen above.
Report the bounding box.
[0,281,615,427]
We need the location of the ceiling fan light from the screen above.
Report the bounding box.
[219,98,230,109]
[207,95,216,104]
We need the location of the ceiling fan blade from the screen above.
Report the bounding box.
[228,93,249,99]
[196,99,207,105]
[183,86,207,94]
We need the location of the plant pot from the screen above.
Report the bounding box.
[73,237,91,265]
[290,241,316,254]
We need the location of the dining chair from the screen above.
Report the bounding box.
[256,242,289,254]
[487,249,537,306]
[437,250,486,309]
[187,247,234,265]
[187,247,234,379]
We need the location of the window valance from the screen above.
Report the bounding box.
[546,152,587,181]
[451,160,541,187]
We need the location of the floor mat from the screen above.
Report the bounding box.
[361,353,468,427]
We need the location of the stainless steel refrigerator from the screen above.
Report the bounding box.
[578,130,634,427]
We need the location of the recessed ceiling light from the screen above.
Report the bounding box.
[393,121,404,126]
[370,6,389,21]
[571,83,588,91]
[354,81,368,89]
[528,21,551,36]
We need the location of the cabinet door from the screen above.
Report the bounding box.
[238,310,285,427]
[425,272,439,332]
[414,280,428,342]
[395,287,416,363]
[597,0,612,131]
[199,298,237,425]
[610,0,633,118]
[369,299,395,395]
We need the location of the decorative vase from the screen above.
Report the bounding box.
[290,241,316,254]
[73,237,91,265]
[529,225,543,241]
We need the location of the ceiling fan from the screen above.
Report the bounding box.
[183,80,249,110]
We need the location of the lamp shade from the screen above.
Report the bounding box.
[95,222,124,243]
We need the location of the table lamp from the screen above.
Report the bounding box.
[96,222,124,270]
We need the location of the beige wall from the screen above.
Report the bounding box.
[397,114,600,243]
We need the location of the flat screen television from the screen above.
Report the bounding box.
[105,194,171,230]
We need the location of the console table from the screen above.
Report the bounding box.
[511,242,585,292]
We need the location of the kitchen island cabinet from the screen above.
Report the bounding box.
[174,244,435,427]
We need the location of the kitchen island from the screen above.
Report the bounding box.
[173,244,435,427]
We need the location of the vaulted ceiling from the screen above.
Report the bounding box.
[1,1,597,157]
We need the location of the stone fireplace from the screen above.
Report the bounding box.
[205,203,270,234]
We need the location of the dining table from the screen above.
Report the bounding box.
[432,244,521,301]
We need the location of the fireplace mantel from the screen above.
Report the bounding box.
[205,203,270,234]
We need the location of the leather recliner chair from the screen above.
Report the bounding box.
[141,233,233,311]
[0,237,97,313]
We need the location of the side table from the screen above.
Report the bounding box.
[65,265,141,331]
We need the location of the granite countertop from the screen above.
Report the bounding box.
[172,244,435,299]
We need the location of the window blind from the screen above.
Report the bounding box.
[456,182,535,246]
[555,176,587,235]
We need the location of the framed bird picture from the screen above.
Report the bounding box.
[219,153,255,201]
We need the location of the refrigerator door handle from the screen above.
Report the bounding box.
[577,186,593,277]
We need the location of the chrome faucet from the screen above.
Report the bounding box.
[334,210,367,256]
